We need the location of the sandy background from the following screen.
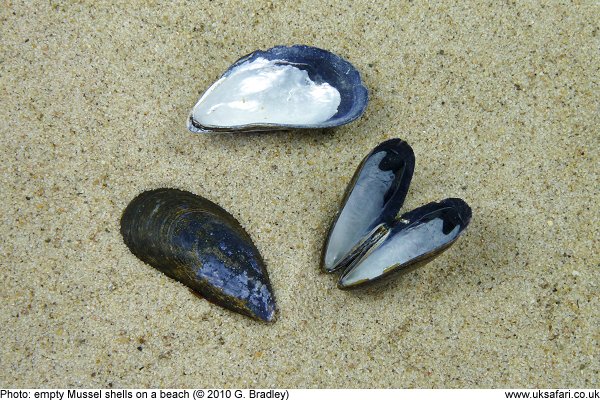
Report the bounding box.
[1,0,598,388]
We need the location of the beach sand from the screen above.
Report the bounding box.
[0,1,598,387]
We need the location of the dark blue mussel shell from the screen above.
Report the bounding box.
[321,139,472,289]
[322,139,415,273]
[120,188,277,322]
[337,198,471,289]
[188,45,368,133]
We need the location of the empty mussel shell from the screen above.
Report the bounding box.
[338,198,472,289]
[188,45,368,133]
[322,139,415,273]
[322,139,472,289]
[120,188,277,322]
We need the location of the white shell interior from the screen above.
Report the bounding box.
[192,57,341,127]
[324,151,396,270]
[340,218,461,286]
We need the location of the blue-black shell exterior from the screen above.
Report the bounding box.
[395,197,472,236]
[120,189,277,322]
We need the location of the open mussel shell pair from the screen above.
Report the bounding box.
[322,139,472,289]
[188,45,368,133]
[120,189,277,322]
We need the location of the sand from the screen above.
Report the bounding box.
[0,1,598,388]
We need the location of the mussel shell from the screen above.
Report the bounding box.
[337,198,472,290]
[322,139,415,273]
[120,188,277,322]
[188,45,368,133]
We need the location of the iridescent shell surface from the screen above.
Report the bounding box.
[322,139,415,274]
[322,139,472,289]
[188,45,368,133]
